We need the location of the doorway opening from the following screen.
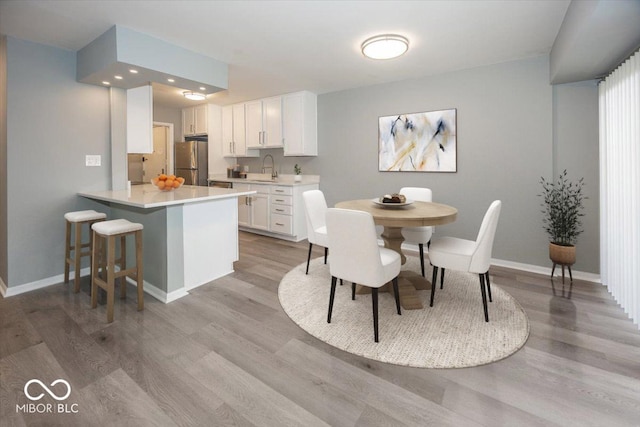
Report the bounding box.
[127,122,174,184]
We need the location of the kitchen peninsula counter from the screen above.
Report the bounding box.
[79,184,256,303]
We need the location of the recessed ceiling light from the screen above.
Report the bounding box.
[167,78,175,83]
[129,69,138,74]
[102,81,110,85]
[114,75,123,80]
[183,91,206,101]
[361,34,409,60]
[199,86,206,91]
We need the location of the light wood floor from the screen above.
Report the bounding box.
[1,232,640,426]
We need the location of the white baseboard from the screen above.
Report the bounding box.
[124,277,189,303]
[1,267,91,297]
[1,268,189,303]
[0,246,602,299]
[400,242,601,284]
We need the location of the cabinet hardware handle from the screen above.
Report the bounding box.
[276,223,284,226]
[275,190,284,193]
[276,199,284,202]
[276,209,284,212]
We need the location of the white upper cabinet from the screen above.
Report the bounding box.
[246,96,283,149]
[283,91,317,156]
[222,104,259,158]
[182,104,208,137]
[127,85,153,154]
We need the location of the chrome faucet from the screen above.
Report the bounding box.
[261,154,277,178]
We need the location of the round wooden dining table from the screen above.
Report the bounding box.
[334,199,457,309]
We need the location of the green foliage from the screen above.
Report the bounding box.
[294,164,302,175]
[539,170,586,246]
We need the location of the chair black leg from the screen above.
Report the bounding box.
[324,247,328,264]
[430,266,438,307]
[327,276,337,323]
[372,288,379,342]
[392,277,401,315]
[306,243,313,274]
[418,243,425,277]
[479,274,489,322]
[351,282,356,300]
[440,268,445,289]
[485,272,492,302]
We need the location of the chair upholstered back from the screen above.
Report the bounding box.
[399,187,432,203]
[326,208,388,287]
[302,190,328,246]
[469,200,502,274]
[400,187,433,243]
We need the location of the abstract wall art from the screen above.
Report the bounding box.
[378,108,457,172]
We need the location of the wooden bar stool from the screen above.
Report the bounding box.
[64,210,107,292]
[90,219,144,323]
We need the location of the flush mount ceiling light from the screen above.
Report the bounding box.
[183,91,206,101]
[361,34,409,60]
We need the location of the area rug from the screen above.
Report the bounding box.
[278,257,529,368]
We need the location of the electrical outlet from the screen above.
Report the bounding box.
[85,155,101,167]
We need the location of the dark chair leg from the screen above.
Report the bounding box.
[327,276,337,323]
[440,268,445,289]
[324,247,328,264]
[392,277,401,315]
[430,266,438,307]
[479,274,489,322]
[485,272,492,302]
[351,282,356,300]
[418,243,425,277]
[372,288,379,342]
[306,243,313,274]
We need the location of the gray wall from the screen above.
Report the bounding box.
[225,56,599,273]
[5,37,111,287]
[552,80,599,271]
[1,36,7,285]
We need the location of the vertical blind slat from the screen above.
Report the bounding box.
[600,50,640,327]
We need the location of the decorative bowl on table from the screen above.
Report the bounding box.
[372,193,414,208]
[151,174,185,191]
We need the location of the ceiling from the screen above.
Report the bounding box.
[0,1,574,108]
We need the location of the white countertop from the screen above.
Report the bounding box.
[208,174,320,186]
[79,184,255,209]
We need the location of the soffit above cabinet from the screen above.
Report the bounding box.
[76,25,228,94]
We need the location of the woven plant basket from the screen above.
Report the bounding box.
[549,242,576,265]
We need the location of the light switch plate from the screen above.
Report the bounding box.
[86,155,101,167]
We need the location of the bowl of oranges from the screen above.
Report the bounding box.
[151,174,185,191]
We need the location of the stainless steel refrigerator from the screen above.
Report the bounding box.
[175,141,208,186]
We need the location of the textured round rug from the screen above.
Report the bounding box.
[278,257,529,368]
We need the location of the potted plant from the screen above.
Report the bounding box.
[539,169,586,271]
[294,164,302,182]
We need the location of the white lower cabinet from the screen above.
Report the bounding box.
[236,182,319,241]
[235,183,269,230]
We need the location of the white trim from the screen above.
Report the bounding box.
[1,267,91,297]
[400,242,601,284]
[125,277,189,303]
[0,246,602,299]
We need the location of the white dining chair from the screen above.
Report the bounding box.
[399,187,433,277]
[427,200,502,322]
[302,190,329,274]
[326,208,402,342]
